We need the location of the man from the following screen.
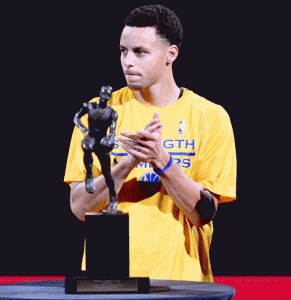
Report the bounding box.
[64,4,236,282]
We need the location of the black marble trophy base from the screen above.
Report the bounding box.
[65,275,150,294]
[65,211,149,294]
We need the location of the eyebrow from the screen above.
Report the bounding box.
[119,45,150,51]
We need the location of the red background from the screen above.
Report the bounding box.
[0,276,290,299]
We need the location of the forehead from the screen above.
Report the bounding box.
[120,26,165,48]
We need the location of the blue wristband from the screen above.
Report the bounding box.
[153,156,173,174]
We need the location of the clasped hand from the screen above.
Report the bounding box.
[118,112,170,170]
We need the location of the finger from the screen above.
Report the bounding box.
[119,130,133,138]
[153,111,160,120]
[119,136,150,154]
[144,118,159,130]
[121,143,148,160]
[135,130,155,140]
[120,138,149,154]
[118,136,137,148]
[119,131,141,141]
[133,144,149,154]
[147,122,163,133]
[135,138,150,148]
[120,142,132,151]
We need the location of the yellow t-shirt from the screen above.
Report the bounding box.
[64,87,236,282]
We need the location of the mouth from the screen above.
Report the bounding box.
[125,73,141,84]
[124,70,140,76]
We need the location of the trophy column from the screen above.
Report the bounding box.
[85,212,129,278]
[65,210,149,294]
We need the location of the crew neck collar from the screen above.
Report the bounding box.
[131,88,186,110]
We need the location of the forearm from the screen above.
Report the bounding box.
[118,112,218,226]
[158,162,205,226]
[70,155,139,221]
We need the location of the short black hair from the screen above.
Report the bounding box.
[125,4,183,49]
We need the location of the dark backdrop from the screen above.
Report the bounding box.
[2,1,289,276]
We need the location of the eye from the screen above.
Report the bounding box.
[135,48,147,55]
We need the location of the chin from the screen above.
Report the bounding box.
[127,81,153,92]
[127,83,143,91]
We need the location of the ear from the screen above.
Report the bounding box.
[166,45,179,65]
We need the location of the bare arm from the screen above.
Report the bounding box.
[118,112,218,227]
[156,161,218,227]
[70,154,139,221]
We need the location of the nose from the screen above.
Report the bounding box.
[122,50,135,68]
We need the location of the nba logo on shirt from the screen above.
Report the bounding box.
[179,121,186,135]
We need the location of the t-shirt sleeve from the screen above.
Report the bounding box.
[194,105,237,203]
[63,115,102,186]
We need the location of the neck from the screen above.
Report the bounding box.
[99,101,107,108]
[135,68,180,108]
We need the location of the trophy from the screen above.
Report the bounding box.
[65,86,149,294]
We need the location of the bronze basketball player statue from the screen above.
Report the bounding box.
[73,85,119,214]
